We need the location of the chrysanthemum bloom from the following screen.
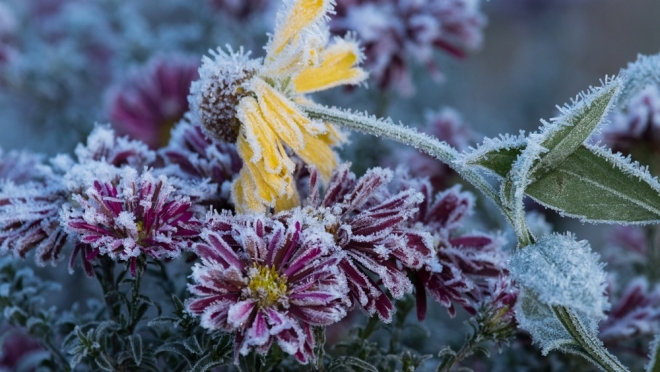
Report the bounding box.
[331,0,485,95]
[400,176,507,320]
[278,164,436,322]
[62,168,201,272]
[186,213,349,363]
[107,56,199,149]
[189,0,367,213]
[0,151,69,266]
[160,117,242,206]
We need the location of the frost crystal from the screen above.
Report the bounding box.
[187,213,349,364]
[510,233,609,319]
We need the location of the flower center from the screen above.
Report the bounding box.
[189,49,260,143]
[247,264,288,307]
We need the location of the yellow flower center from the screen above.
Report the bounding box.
[247,264,288,307]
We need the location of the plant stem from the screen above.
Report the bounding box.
[552,306,629,372]
[302,104,513,226]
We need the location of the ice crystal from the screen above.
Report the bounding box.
[331,0,486,95]
[62,168,201,267]
[187,212,349,364]
[106,55,199,149]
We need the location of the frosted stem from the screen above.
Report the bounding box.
[302,104,512,224]
[553,306,629,372]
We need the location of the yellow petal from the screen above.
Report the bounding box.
[232,170,266,214]
[274,186,301,212]
[251,79,308,150]
[236,97,287,174]
[318,123,347,147]
[296,131,337,181]
[294,38,367,94]
[270,0,331,57]
[237,136,294,206]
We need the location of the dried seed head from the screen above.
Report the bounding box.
[189,47,260,143]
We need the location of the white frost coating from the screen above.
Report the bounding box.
[532,76,621,145]
[510,233,609,319]
[646,332,660,372]
[457,131,527,177]
[514,286,600,356]
[503,139,546,241]
[619,53,660,107]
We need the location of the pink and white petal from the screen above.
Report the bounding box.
[227,300,257,328]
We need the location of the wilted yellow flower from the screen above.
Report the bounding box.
[189,0,367,213]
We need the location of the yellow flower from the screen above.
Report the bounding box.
[189,0,367,213]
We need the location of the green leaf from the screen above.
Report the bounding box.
[526,145,660,223]
[646,333,660,372]
[470,146,523,178]
[532,78,620,175]
[128,334,143,366]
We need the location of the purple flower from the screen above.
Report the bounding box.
[280,164,436,322]
[403,177,507,320]
[159,117,242,204]
[331,0,486,95]
[62,169,201,272]
[599,277,660,342]
[0,150,69,266]
[186,213,349,364]
[106,56,199,149]
[0,326,43,371]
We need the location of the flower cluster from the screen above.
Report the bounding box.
[331,0,486,95]
[187,212,349,363]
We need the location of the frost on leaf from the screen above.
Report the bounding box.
[511,233,610,354]
[619,52,660,107]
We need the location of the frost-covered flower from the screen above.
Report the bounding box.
[189,0,367,213]
[187,213,349,364]
[107,56,199,149]
[279,164,435,322]
[0,326,43,372]
[159,117,242,205]
[404,178,507,319]
[599,277,660,342]
[0,149,69,266]
[331,0,485,95]
[62,168,201,269]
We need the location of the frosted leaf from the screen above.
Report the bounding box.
[458,131,527,178]
[515,286,599,356]
[510,233,609,319]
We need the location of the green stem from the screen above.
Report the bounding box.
[302,104,513,226]
[552,306,628,372]
[302,103,626,372]
[43,336,72,371]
